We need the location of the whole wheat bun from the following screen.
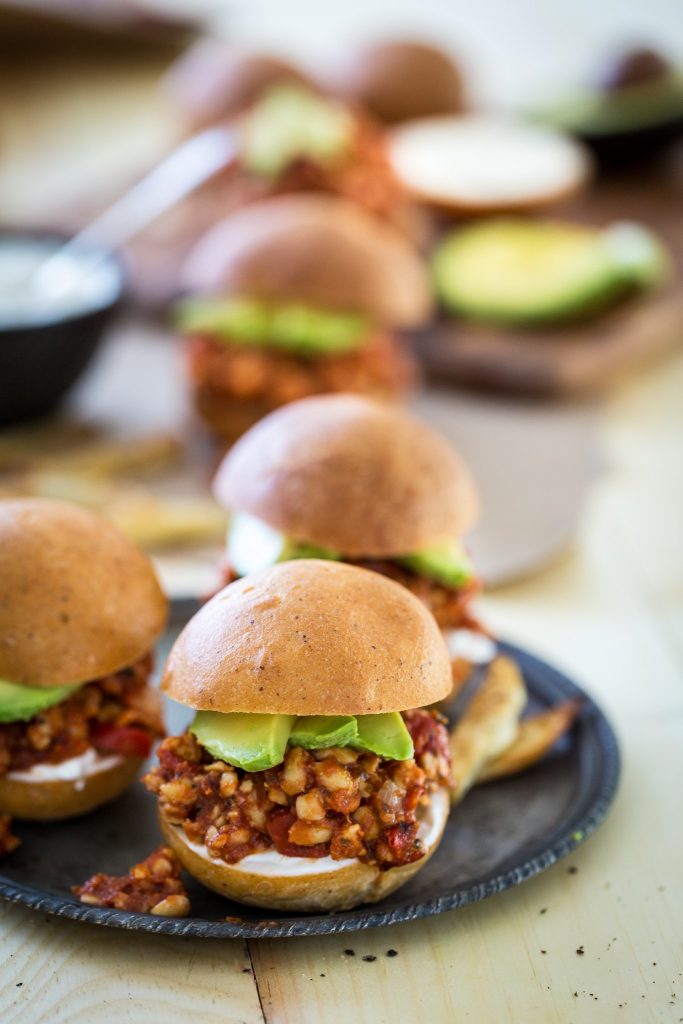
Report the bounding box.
[181,194,432,327]
[213,394,479,556]
[162,560,452,714]
[160,786,448,912]
[164,40,311,133]
[0,499,168,687]
[0,755,143,821]
[328,40,465,124]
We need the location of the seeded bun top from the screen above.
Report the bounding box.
[213,394,479,557]
[162,560,452,715]
[181,194,432,327]
[329,39,465,124]
[0,499,168,687]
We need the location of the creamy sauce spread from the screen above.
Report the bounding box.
[445,628,497,664]
[226,513,285,577]
[186,787,449,877]
[8,748,123,786]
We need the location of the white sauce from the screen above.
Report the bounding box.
[445,629,497,665]
[186,787,449,878]
[8,748,123,788]
[226,513,286,577]
[390,115,588,204]
[0,237,121,328]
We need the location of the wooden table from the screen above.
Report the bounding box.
[1,35,682,1024]
[1,350,681,1022]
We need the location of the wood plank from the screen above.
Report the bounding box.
[0,904,266,1024]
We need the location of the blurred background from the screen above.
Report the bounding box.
[0,0,681,617]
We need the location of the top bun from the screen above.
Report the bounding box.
[164,40,311,132]
[181,194,432,327]
[328,40,465,124]
[162,560,451,715]
[213,394,479,557]
[0,499,168,687]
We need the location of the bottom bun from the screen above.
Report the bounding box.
[0,753,144,821]
[160,786,449,912]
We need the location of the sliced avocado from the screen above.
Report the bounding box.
[600,222,669,288]
[351,713,414,761]
[190,711,296,772]
[242,85,352,179]
[537,72,683,137]
[290,715,358,750]
[397,542,473,589]
[0,679,81,724]
[432,218,665,325]
[176,297,369,357]
[280,539,341,562]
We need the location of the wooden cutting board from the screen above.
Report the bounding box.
[414,149,683,395]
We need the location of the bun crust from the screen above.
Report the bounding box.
[181,195,432,327]
[0,499,168,687]
[159,786,448,912]
[213,394,479,555]
[162,560,452,714]
[0,755,143,821]
[330,40,465,124]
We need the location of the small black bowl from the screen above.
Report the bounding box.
[0,232,124,426]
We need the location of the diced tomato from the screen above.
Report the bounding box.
[91,724,153,759]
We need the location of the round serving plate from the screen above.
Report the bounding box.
[0,641,619,939]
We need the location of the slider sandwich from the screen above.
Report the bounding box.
[0,499,167,820]
[145,560,453,911]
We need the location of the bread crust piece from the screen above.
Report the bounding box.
[329,40,465,125]
[0,499,168,687]
[162,560,452,714]
[181,194,432,328]
[159,786,448,912]
[213,394,478,555]
[0,755,143,821]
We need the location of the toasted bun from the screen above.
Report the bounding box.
[181,194,432,327]
[0,499,168,687]
[0,755,143,821]
[213,394,479,555]
[328,40,465,124]
[164,40,311,132]
[162,560,452,714]
[159,786,448,911]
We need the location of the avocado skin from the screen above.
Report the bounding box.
[0,679,81,724]
[190,712,296,772]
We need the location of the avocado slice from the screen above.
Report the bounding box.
[432,218,666,325]
[190,711,296,772]
[176,297,369,357]
[290,715,358,750]
[0,678,81,724]
[397,542,473,589]
[537,72,683,137]
[351,713,414,761]
[242,85,353,179]
[280,539,341,562]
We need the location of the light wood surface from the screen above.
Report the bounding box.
[1,35,682,1024]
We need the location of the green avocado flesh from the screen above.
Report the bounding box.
[0,679,81,724]
[190,712,297,772]
[397,543,473,589]
[190,711,414,771]
[537,74,683,135]
[242,85,352,178]
[280,540,341,562]
[432,219,667,325]
[177,298,369,357]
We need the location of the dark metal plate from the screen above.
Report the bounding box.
[0,641,619,938]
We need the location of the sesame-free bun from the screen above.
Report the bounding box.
[328,40,465,124]
[0,755,143,821]
[213,394,479,556]
[181,194,432,327]
[162,560,452,715]
[0,499,168,687]
[164,40,311,132]
[160,786,449,912]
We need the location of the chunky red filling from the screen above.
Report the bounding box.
[73,845,189,916]
[0,656,164,776]
[144,709,451,870]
